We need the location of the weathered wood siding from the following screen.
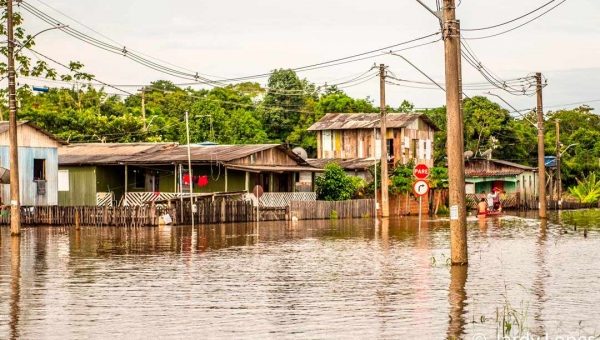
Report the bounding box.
[314,117,435,167]
[230,148,300,166]
[0,123,64,148]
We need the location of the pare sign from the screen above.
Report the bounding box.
[413,164,430,179]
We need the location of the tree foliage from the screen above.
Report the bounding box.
[568,172,600,203]
[315,163,361,201]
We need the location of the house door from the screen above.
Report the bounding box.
[145,172,159,192]
[492,181,504,192]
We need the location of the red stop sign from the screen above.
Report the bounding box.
[413,164,430,179]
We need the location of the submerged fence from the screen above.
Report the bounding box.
[290,199,374,220]
[0,200,288,227]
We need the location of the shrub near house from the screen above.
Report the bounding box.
[315,163,365,201]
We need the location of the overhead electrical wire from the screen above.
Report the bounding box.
[386,54,537,123]
[462,0,557,31]
[459,40,539,96]
[462,0,567,40]
[26,47,134,96]
[20,0,440,86]
[30,0,224,79]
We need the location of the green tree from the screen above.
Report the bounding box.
[429,167,449,215]
[315,163,356,201]
[259,69,311,143]
[389,161,414,215]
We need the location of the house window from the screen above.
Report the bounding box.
[58,170,69,191]
[387,139,394,160]
[33,159,46,180]
[133,169,145,189]
[411,139,419,159]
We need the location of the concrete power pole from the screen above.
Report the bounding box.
[536,73,547,218]
[556,119,562,207]
[379,64,390,218]
[443,0,468,265]
[7,0,21,235]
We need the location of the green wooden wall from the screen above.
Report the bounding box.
[58,166,96,206]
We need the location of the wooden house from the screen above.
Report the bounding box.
[0,121,67,206]
[465,158,538,208]
[58,143,322,206]
[307,113,440,168]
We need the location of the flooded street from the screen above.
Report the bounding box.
[1,211,599,339]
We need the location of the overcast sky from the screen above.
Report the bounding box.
[15,0,600,114]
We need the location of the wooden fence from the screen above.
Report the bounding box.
[0,199,288,227]
[289,199,374,220]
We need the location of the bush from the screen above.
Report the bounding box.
[316,163,358,201]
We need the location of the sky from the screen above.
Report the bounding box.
[13,0,600,114]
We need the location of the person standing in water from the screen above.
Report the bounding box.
[487,190,497,212]
[477,197,488,216]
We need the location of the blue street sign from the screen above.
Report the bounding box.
[32,86,49,93]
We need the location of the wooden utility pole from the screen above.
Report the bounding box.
[379,64,389,217]
[7,0,21,235]
[443,0,467,265]
[140,87,147,131]
[556,119,562,207]
[536,73,547,218]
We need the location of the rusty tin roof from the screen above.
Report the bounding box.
[307,113,440,131]
[59,143,307,166]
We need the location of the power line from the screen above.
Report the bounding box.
[459,40,539,96]
[26,47,134,96]
[462,0,568,40]
[20,0,440,85]
[462,0,557,31]
[29,0,224,79]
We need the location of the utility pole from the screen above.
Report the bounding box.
[7,0,21,235]
[443,0,467,265]
[140,87,147,131]
[556,119,562,207]
[379,64,389,218]
[536,73,547,218]
[457,20,464,135]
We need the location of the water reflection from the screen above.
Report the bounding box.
[0,211,599,339]
[447,265,468,339]
[532,219,549,337]
[10,236,21,340]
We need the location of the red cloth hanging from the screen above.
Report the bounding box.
[198,176,208,187]
[183,174,191,185]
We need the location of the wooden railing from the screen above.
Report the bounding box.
[259,192,316,207]
[466,193,519,209]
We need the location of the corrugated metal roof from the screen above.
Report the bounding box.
[307,158,375,170]
[465,158,537,177]
[0,121,68,145]
[465,170,524,177]
[59,143,179,165]
[59,143,307,166]
[127,144,305,164]
[487,159,536,171]
[307,113,440,131]
[225,164,324,173]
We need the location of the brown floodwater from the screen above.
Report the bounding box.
[1,210,599,339]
